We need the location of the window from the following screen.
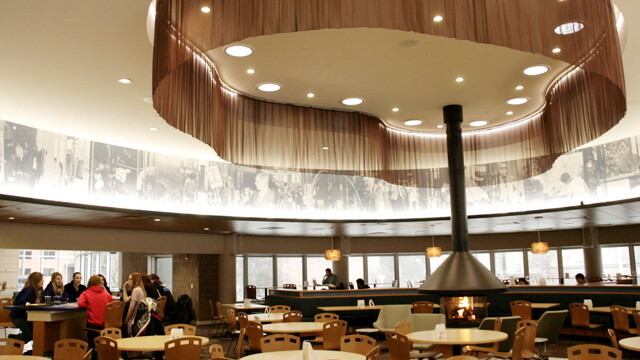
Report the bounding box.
[236,256,244,302]
[348,256,364,285]
[398,254,425,287]
[601,246,631,279]
[306,257,332,286]
[561,248,584,284]
[43,250,56,259]
[367,255,394,287]
[21,251,32,260]
[472,253,491,270]
[247,257,273,289]
[43,268,55,276]
[528,250,559,285]
[277,256,302,287]
[23,268,31,275]
[635,246,640,278]
[150,256,172,291]
[494,251,524,280]
[429,254,449,274]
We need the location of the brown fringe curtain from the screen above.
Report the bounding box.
[152,0,625,187]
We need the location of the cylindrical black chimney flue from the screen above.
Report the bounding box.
[443,105,468,252]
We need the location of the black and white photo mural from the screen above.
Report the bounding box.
[1,119,639,219]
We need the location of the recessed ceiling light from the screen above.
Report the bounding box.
[437,125,444,129]
[204,227,210,231]
[552,47,562,54]
[554,21,584,35]
[200,6,211,13]
[225,45,253,57]
[321,146,330,150]
[469,120,488,127]
[143,97,153,103]
[8,217,15,220]
[307,93,315,98]
[149,127,158,131]
[392,107,399,112]
[257,83,281,92]
[523,65,549,76]
[433,15,443,22]
[455,77,464,83]
[404,120,422,126]
[341,98,363,106]
[154,218,161,222]
[246,69,255,74]
[507,97,529,105]
[515,85,524,90]
[117,78,132,84]
[506,111,514,115]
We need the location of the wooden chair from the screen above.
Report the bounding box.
[510,301,532,321]
[104,301,124,329]
[487,321,537,360]
[607,328,619,349]
[310,312,339,343]
[246,320,264,352]
[567,344,622,360]
[209,344,225,359]
[385,331,439,360]
[322,320,348,350]
[463,317,503,357]
[633,310,640,334]
[366,345,382,360]
[282,310,303,323]
[487,327,526,360]
[237,312,249,331]
[165,336,203,360]
[340,334,376,355]
[0,298,17,338]
[448,357,479,360]
[611,305,639,335]
[260,334,300,352]
[0,338,24,355]
[100,327,122,339]
[411,301,435,314]
[226,309,241,357]
[164,323,197,336]
[235,328,246,360]
[94,336,119,360]
[569,303,602,336]
[157,295,167,320]
[394,320,438,353]
[283,283,297,289]
[245,285,257,301]
[269,305,291,313]
[210,301,230,336]
[54,339,89,360]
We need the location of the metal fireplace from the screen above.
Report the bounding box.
[440,295,489,328]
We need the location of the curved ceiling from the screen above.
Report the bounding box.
[207,28,569,132]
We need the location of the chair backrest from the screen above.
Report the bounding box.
[485,316,520,352]
[283,310,303,322]
[0,338,25,355]
[236,328,246,360]
[567,344,622,360]
[209,344,225,360]
[510,327,526,360]
[94,336,119,360]
[246,320,264,352]
[104,301,124,329]
[269,305,291,313]
[365,345,382,360]
[283,283,297,289]
[54,339,89,360]
[394,321,412,335]
[99,327,122,339]
[409,313,445,331]
[157,295,167,319]
[386,331,411,360]
[510,301,532,320]
[516,320,538,359]
[216,301,228,321]
[165,336,203,360]
[165,323,197,336]
[0,298,13,324]
[569,303,591,328]
[237,312,249,330]
[535,310,568,342]
[315,312,339,322]
[322,320,348,350]
[633,310,640,333]
[245,285,257,299]
[341,334,376,355]
[373,305,412,331]
[610,305,631,333]
[447,357,479,360]
[260,334,300,352]
[209,299,216,319]
[411,301,434,313]
[227,309,238,332]
[607,328,619,349]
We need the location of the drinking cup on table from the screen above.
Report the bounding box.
[44,296,51,304]
[583,299,593,309]
[636,301,640,310]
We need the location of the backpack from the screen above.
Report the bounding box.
[131,297,159,337]
[174,294,194,324]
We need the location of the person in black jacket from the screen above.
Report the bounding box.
[149,273,176,323]
[10,272,44,342]
[64,272,87,302]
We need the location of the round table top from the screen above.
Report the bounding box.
[619,336,640,351]
[241,350,365,360]
[0,356,50,360]
[262,322,325,334]
[408,329,508,345]
[115,335,209,351]
[250,313,285,323]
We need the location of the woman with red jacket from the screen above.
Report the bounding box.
[77,275,113,354]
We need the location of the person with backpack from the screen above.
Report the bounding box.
[123,272,146,336]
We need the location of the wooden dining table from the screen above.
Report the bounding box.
[408,328,507,356]
[248,313,284,323]
[530,303,560,309]
[222,303,270,312]
[0,356,51,360]
[240,350,364,360]
[619,336,640,351]
[115,335,209,351]
[262,322,325,334]
[589,305,636,313]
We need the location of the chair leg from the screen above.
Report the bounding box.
[227,336,238,357]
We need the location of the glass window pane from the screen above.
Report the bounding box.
[367,255,394,288]
[429,254,449,275]
[155,257,173,291]
[398,255,425,287]
[277,257,302,287]
[494,251,524,281]
[306,257,333,287]
[528,250,559,285]
[561,248,584,284]
[349,256,364,286]
[247,257,273,289]
[472,253,491,270]
[635,246,640,278]
[601,246,631,279]
[236,256,244,302]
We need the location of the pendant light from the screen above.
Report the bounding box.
[531,216,549,254]
[325,236,342,261]
[426,225,442,258]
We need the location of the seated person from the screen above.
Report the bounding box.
[516,277,529,285]
[10,272,44,343]
[356,278,370,289]
[575,273,586,284]
[42,271,69,302]
[322,268,340,288]
[78,275,114,357]
[64,272,87,302]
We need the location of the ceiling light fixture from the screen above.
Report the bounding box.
[515,85,524,90]
[117,78,132,84]
[552,47,562,54]
[506,111,514,115]
[404,120,422,126]
[257,83,281,92]
[507,97,530,105]
[392,107,399,112]
[554,21,585,35]
[8,217,15,220]
[246,69,255,74]
[426,225,442,258]
[455,77,464,83]
[437,125,444,129]
[143,97,153,103]
[200,6,211,13]
[524,65,550,76]
[433,15,443,22]
[341,98,363,106]
[324,237,342,261]
[307,93,315,98]
[531,216,549,254]
[225,45,253,57]
[154,218,161,222]
[204,227,210,230]
[149,127,158,131]
[469,120,488,127]
[321,146,330,151]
